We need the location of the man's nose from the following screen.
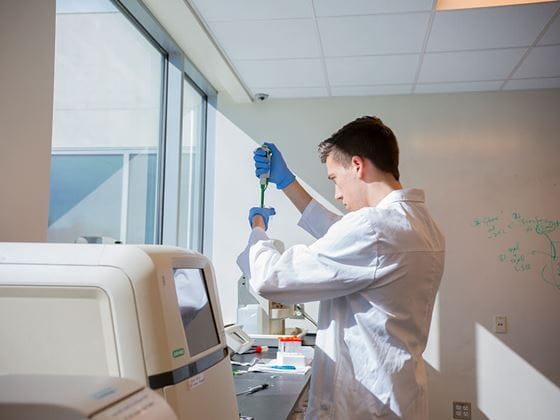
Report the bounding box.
[334,191,343,201]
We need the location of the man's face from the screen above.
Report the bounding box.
[325,154,365,212]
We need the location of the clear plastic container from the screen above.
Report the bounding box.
[278,336,303,353]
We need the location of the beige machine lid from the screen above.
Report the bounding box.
[0,375,143,416]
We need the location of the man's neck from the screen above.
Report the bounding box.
[365,179,403,207]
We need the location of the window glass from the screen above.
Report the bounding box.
[48,0,164,244]
[178,80,206,250]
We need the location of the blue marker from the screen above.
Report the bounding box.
[270,365,296,370]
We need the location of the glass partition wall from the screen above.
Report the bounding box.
[48,0,212,251]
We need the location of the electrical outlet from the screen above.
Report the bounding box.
[453,401,471,420]
[494,315,507,334]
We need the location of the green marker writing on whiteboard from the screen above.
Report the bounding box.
[259,145,272,208]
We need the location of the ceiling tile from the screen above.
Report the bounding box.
[538,12,560,45]
[209,20,321,60]
[250,86,329,98]
[319,13,431,56]
[418,49,526,83]
[503,77,560,90]
[190,0,314,21]
[326,55,420,85]
[415,81,503,93]
[314,0,433,16]
[427,3,558,52]
[331,85,413,96]
[513,45,560,78]
[234,59,326,88]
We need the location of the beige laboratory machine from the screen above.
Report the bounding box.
[0,243,239,420]
[0,374,177,420]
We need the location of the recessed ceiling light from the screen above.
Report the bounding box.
[436,0,556,10]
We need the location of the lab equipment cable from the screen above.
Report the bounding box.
[294,303,318,328]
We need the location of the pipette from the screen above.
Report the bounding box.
[258,145,272,207]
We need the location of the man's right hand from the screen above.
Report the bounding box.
[254,142,296,189]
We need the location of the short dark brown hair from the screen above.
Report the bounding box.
[318,116,400,181]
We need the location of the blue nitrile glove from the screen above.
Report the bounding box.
[253,142,296,189]
[248,207,276,231]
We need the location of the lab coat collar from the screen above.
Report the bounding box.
[376,188,425,209]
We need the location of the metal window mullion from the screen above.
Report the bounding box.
[153,56,168,245]
[120,152,130,243]
[186,109,196,248]
[201,93,214,256]
[194,95,207,252]
[161,60,184,246]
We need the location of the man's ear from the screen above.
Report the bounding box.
[351,156,365,179]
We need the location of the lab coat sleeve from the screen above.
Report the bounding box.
[236,227,284,278]
[249,210,378,304]
[297,199,343,239]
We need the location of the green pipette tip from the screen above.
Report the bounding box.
[259,145,272,208]
[260,181,268,207]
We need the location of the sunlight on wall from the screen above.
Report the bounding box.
[424,294,441,372]
[476,323,560,419]
[211,109,340,325]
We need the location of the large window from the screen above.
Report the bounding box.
[48,0,212,249]
[49,0,163,244]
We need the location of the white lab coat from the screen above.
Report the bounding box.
[242,188,445,420]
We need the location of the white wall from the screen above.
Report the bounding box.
[0,0,56,242]
[210,105,341,328]
[215,89,560,420]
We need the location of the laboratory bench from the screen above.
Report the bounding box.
[231,336,315,420]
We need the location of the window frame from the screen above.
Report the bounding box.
[115,0,217,251]
[179,74,209,252]
[51,0,217,250]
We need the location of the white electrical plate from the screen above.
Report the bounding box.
[494,315,507,334]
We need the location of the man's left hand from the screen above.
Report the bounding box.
[248,207,276,230]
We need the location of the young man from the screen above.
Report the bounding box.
[242,116,445,419]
